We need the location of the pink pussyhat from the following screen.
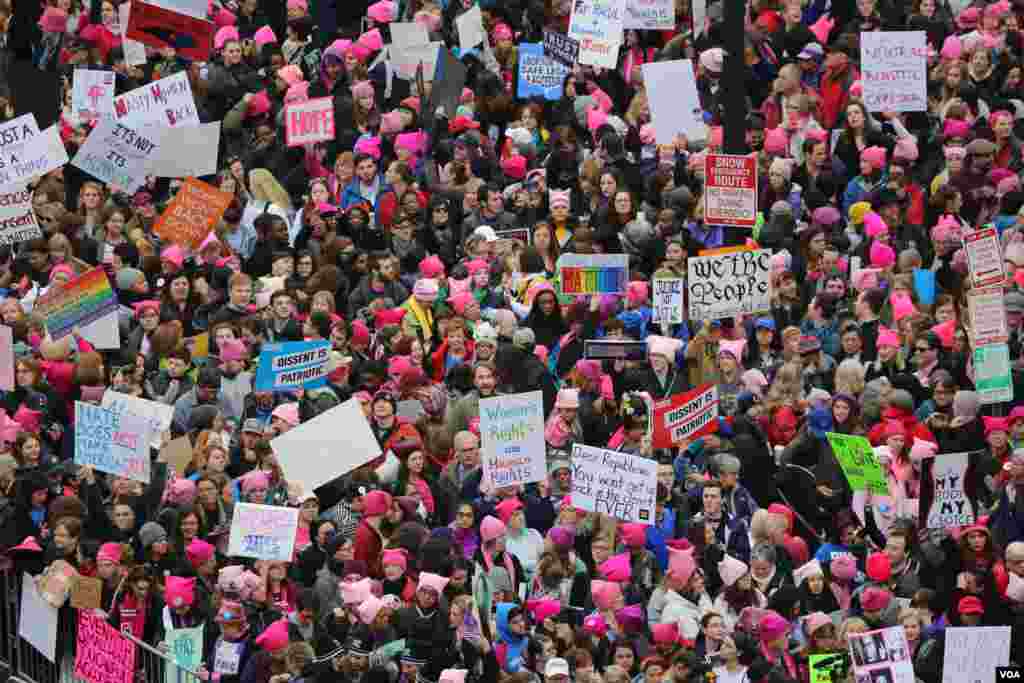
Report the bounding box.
[254,26,277,46]
[810,15,833,44]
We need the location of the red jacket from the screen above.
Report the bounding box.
[429,338,476,382]
[867,406,936,446]
[354,520,384,579]
[377,189,427,230]
[819,63,859,130]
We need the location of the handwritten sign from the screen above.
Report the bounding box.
[652,384,719,449]
[942,627,1011,683]
[126,0,215,61]
[642,59,705,144]
[102,391,174,449]
[154,177,234,249]
[71,117,159,194]
[0,115,68,189]
[704,153,758,227]
[921,452,974,529]
[149,123,221,178]
[165,625,204,683]
[860,31,927,112]
[624,0,673,29]
[479,392,546,488]
[687,248,771,320]
[0,325,12,391]
[70,576,103,610]
[558,254,629,295]
[652,278,684,324]
[76,401,152,483]
[0,185,43,246]
[975,343,1013,404]
[227,503,300,561]
[254,340,331,391]
[964,228,1005,288]
[517,43,569,101]
[571,443,657,523]
[72,70,116,121]
[968,287,1008,347]
[826,433,888,495]
[113,71,200,128]
[847,627,914,683]
[34,267,119,349]
[543,30,579,67]
[285,97,335,147]
[75,610,135,683]
[568,0,625,68]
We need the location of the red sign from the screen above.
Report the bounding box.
[703,153,757,227]
[126,0,214,62]
[285,98,336,147]
[652,384,719,449]
[963,228,1005,288]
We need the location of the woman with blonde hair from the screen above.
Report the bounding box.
[242,169,293,238]
[834,358,866,397]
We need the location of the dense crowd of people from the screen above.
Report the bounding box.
[1,0,1024,681]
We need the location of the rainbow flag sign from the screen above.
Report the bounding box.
[557,254,629,296]
[34,267,120,349]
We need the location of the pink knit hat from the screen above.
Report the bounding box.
[367,0,397,22]
[495,498,523,524]
[214,25,240,50]
[271,402,300,426]
[161,244,186,269]
[830,554,857,581]
[381,549,408,571]
[667,546,697,584]
[255,619,290,651]
[363,490,393,517]
[357,596,385,624]
[38,7,67,33]
[417,572,449,594]
[941,35,962,60]
[254,26,277,46]
[241,470,270,493]
[285,81,310,105]
[277,65,304,86]
[718,555,748,587]
[480,515,506,542]
[876,328,900,348]
[759,611,790,642]
[599,553,632,582]
[626,280,649,305]
[186,539,215,567]
[501,155,527,180]
[165,576,195,608]
[870,240,896,268]
[219,338,248,363]
[764,127,789,154]
[380,111,404,134]
[395,131,426,156]
[863,211,888,238]
[341,578,373,604]
[590,580,623,610]
[97,543,123,564]
[526,598,561,622]
[861,146,887,169]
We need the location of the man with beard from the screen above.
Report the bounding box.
[951,138,999,225]
[172,366,224,435]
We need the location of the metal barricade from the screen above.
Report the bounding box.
[0,571,200,683]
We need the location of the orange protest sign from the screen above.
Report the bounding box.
[153,177,232,250]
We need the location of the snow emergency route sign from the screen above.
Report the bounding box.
[703,153,757,227]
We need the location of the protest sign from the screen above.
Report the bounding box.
[75,401,153,483]
[652,384,719,449]
[847,627,914,683]
[964,228,1005,288]
[154,177,234,249]
[0,185,43,246]
[272,398,381,492]
[704,154,758,227]
[148,122,221,177]
[73,69,116,121]
[974,343,1013,404]
[543,30,579,67]
[687,248,771,320]
[808,654,846,683]
[391,22,429,48]
[652,277,684,324]
[165,625,204,683]
[568,0,625,68]
[20,574,57,662]
[642,59,705,144]
[968,287,1008,347]
[0,325,12,391]
[392,42,442,80]
[583,339,648,360]
[113,71,200,128]
[227,503,300,561]
[126,0,214,61]
[860,31,927,112]
[430,49,469,117]
[0,120,68,190]
[254,340,331,391]
[479,392,547,488]
[102,390,174,449]
[913,267,936,305]
[557,254,629,295]
[624,0,673,29]
[517,43,570,101]
[119,3,148,66]
[942,627,1011,683]
[70,575,103,610]
[159,435,193,476]
[149,0,207,18]
[826,433,889,495]
[71,117,159,194]
[495,227,531,243]
[920,452,975,529]
[75,610,135,683]
[34,267,120,349]
[456,5,485,49]
[285,98,335,147]
[571,444,658,523]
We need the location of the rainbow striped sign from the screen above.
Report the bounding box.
[34,267,118,341]
[557,254,629,296]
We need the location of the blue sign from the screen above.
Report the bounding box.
[75,401,152,482]
[254,340,331,391]
[517,43,569,101]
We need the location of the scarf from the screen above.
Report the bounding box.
[483,548,517,591]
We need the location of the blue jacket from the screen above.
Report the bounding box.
[495,603,528,672]
[339,176,386,210]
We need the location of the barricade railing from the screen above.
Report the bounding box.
[0,571,200,683]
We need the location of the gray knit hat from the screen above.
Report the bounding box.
[138,521,168,548]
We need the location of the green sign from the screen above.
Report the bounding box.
[165,625,203,683]
[974,344,1013,405]
[809,653,845,683]
[826,433,889,496]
